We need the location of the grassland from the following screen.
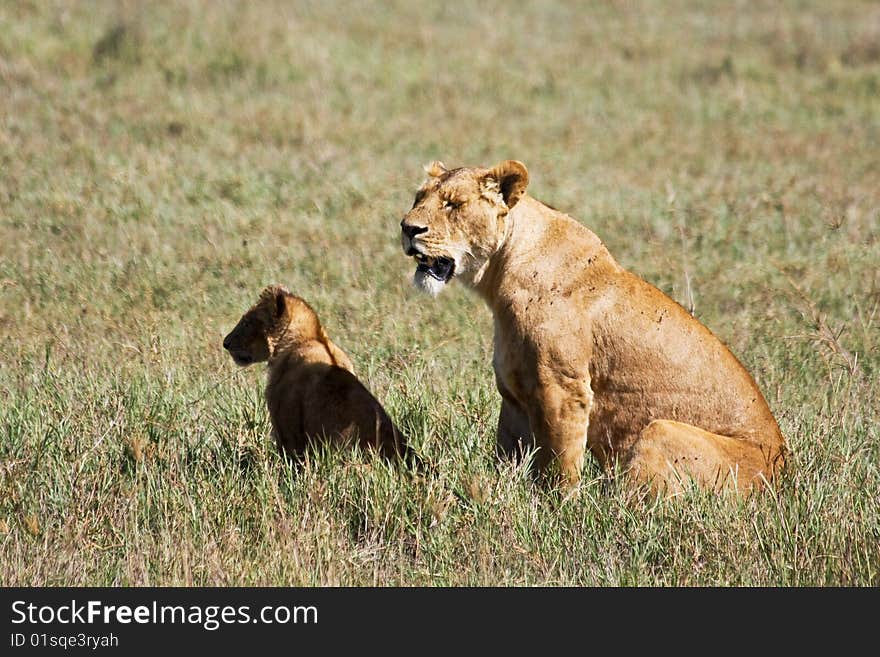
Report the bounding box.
[1,0,878,585]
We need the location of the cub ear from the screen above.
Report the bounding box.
[487,160,529,209]
[274,285,291,318]
[423,160,448,178]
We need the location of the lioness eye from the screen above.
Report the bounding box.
[412,189,427,209]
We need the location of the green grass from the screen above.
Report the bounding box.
[1,0,878,585]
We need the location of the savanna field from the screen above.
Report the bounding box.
[1,1,878,586]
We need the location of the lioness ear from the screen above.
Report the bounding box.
[423,160,448,178]
[487,160,529,209]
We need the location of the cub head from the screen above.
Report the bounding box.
[400,159,529,295]
[223,284,315,366]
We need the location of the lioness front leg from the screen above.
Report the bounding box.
[496,396,533,461]
[527,378,592,489]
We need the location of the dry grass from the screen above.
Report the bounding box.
[1,0,878,585]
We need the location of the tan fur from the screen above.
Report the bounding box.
[223,285,408,462]
[400,160,787,496]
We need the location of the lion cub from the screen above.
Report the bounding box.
[223,285,409,462]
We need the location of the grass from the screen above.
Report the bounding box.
[1,0,878,586]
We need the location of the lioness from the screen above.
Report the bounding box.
[223,285,409,462]
[400,160,786,494]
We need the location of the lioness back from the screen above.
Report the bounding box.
[588,267,785,459]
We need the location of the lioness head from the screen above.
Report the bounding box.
[223,284,317,366]
[400,159,529,295]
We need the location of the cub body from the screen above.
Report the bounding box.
[224,285,407,461]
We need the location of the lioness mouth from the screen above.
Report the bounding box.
[414,254,455,282]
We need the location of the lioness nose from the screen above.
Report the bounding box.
[401,223,428,240]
